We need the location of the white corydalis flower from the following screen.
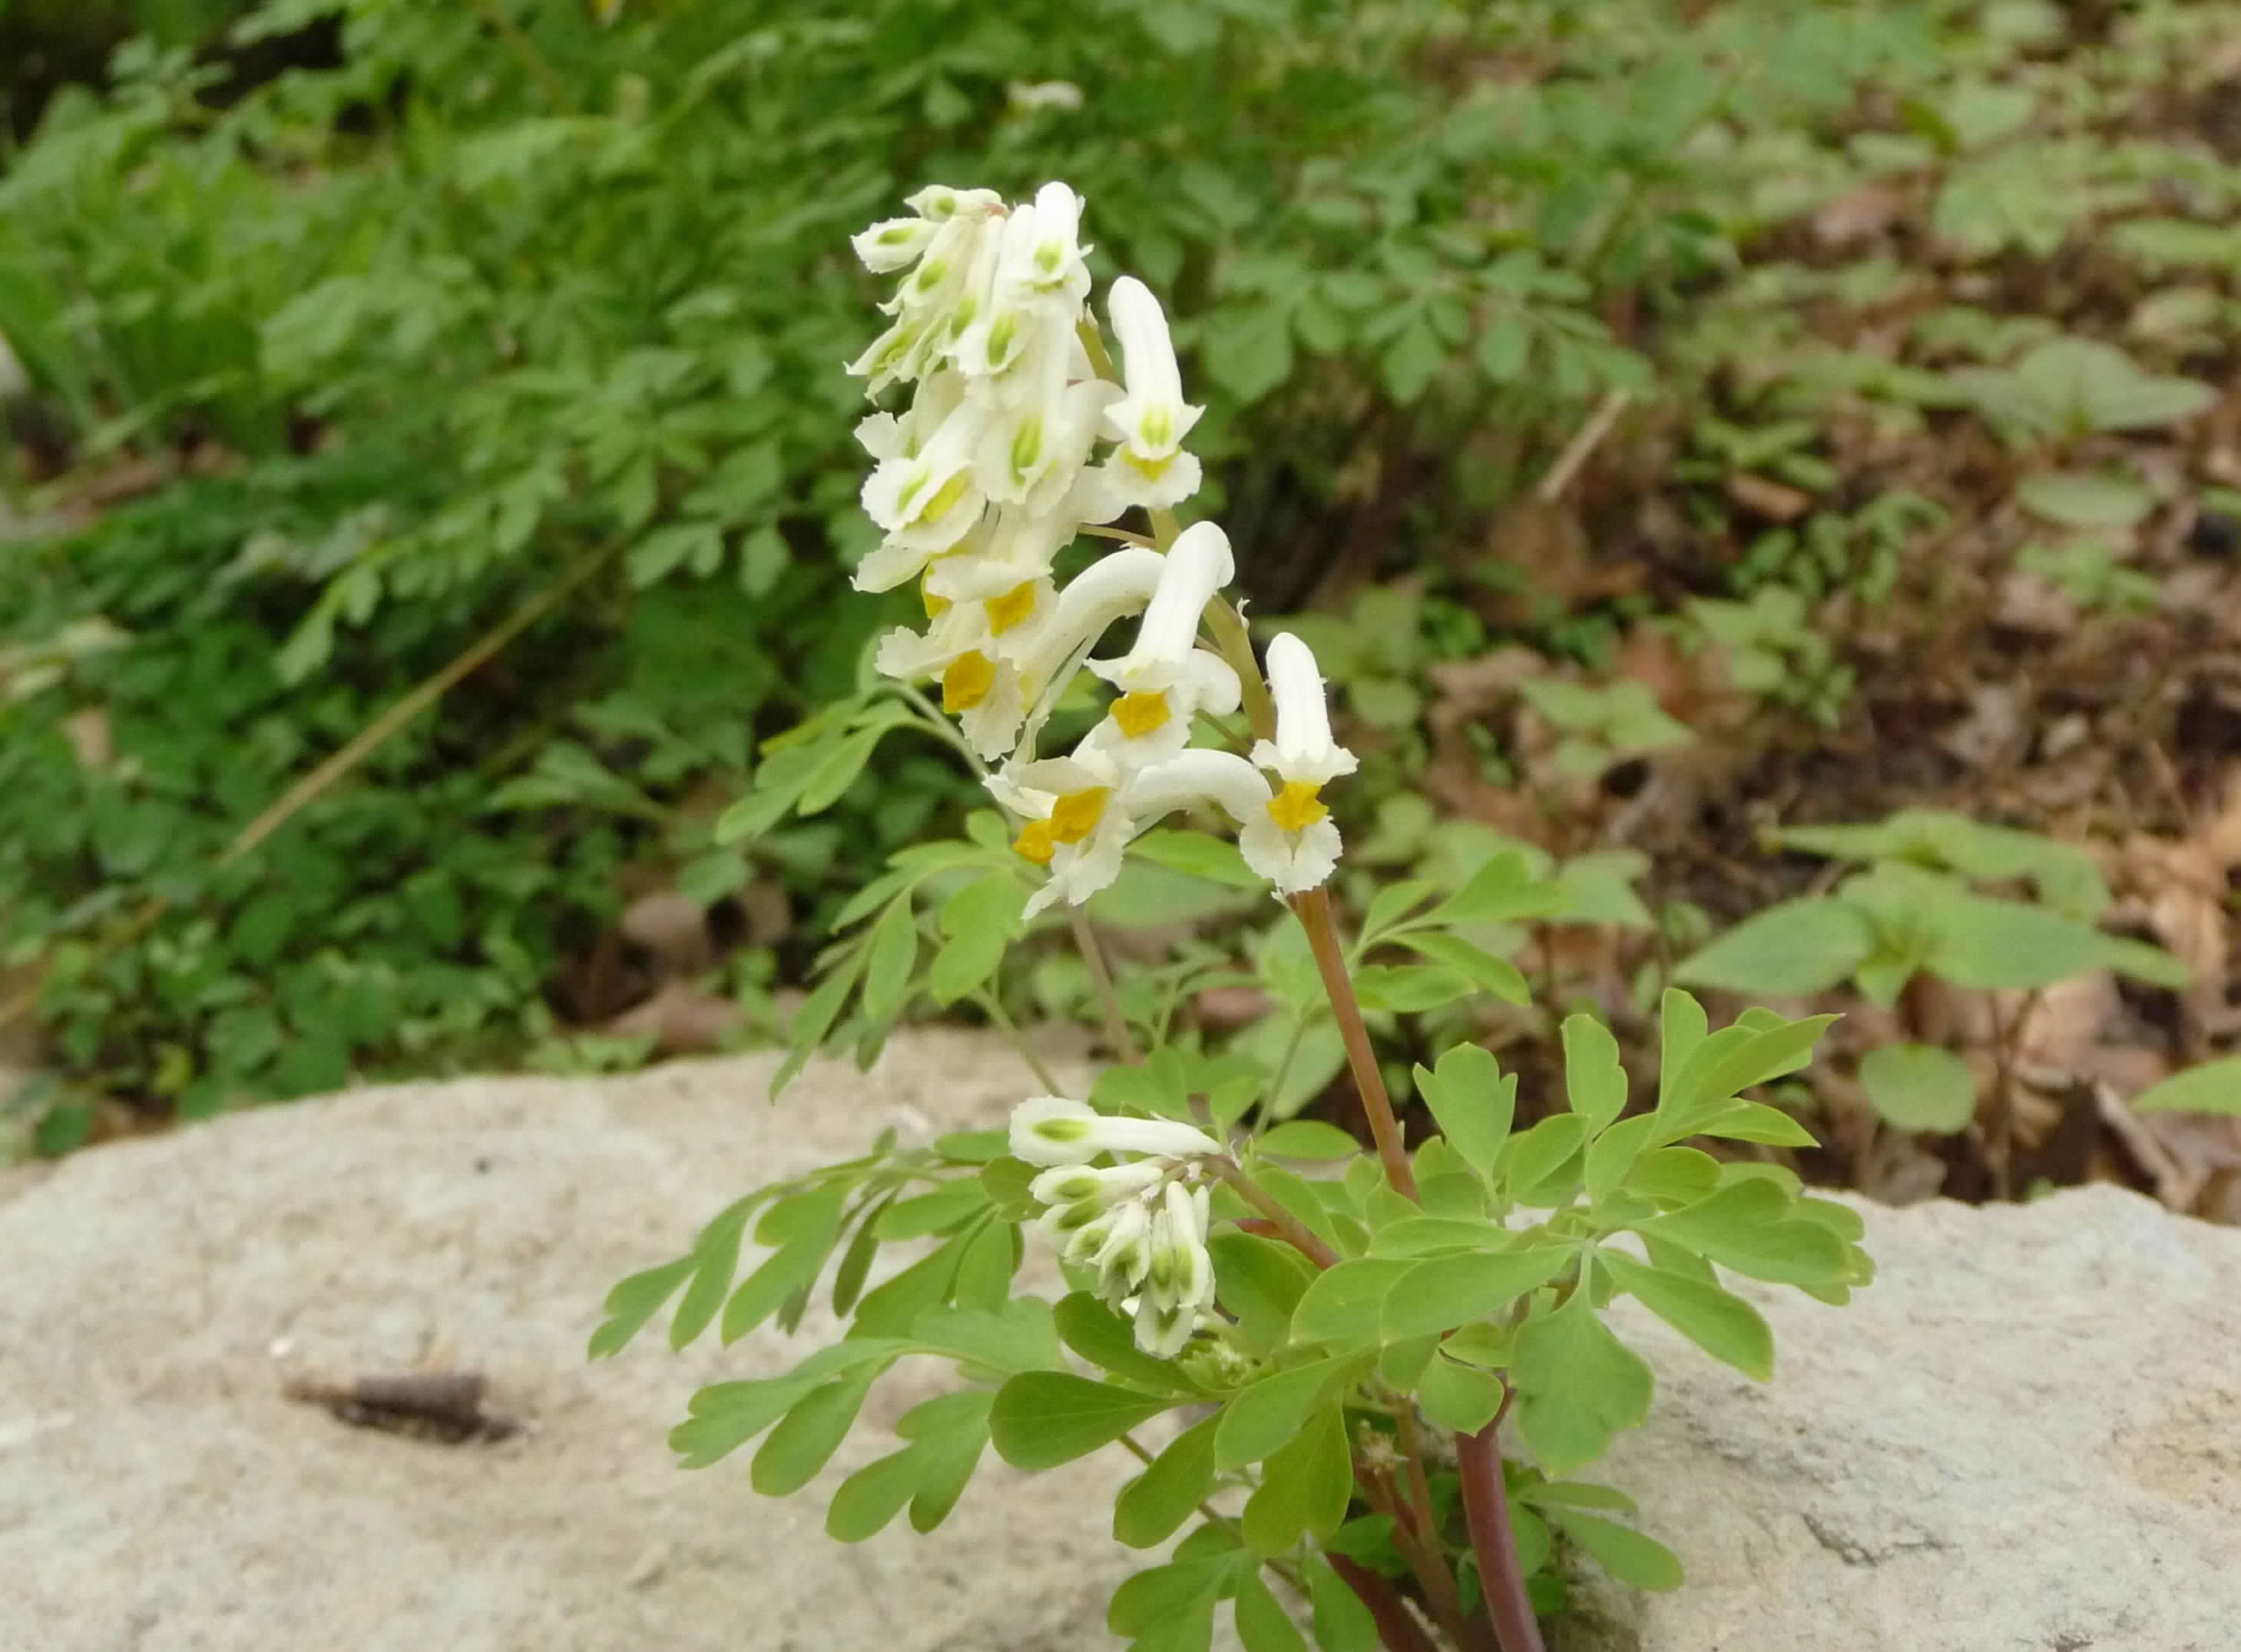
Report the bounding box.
[1242,632,1356,894]
[990,749,1134,919]
[1008,1095,1222,1167]
[874,576,1053,758]
[1134,1180,1216,1357]
[856,400,988,587]
[1092,276,1204,511]
[1008,1097,1220,1357]
[1084,521,1241,768]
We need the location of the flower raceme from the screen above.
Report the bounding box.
[1009,1098,1220,1356]
[844,180,1358,922]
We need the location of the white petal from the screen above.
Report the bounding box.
[1261,632,1359,783]
[1112,521,1233,677]
[1030,1160,1165,1209]
[1239,815,1342,895]
[1120,748,1273,833]
[1010,1095,1104,1167]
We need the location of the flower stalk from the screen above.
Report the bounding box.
[1458,1399,1549,1652]
[1290,884,1418,1201]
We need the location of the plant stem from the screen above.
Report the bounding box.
[975,989,1062,1094]
[1392,1410,1489,1651]
[1209,1159,1338,1270]
[893,681,989,776]
[1069,907,1140,1062]
[1323,1553,1440,1652]
[1289,886,1417,1200]
[1116,1434,1308,1597]
[1456,1402,1547,1652]
[1356,1447,1487,1652]
[1205,595,1277,742]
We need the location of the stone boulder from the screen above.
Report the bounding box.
[2,1030,2233,1651]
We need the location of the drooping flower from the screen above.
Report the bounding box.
[1008,1094,1223,1167]
[874,575,1054,758]
[856,400,991,588]
[1009,1096,1221,1356]
[1082,521,1240,769]
[1242,632,1356,894]
[989,749,1136,919]
[1089,276,1204,512]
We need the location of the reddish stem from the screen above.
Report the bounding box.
[1323,1553,1441,1652]
[1456,1405,1547,1652]
[1211,1160,1339,1270]
[1290,885,1417,1200]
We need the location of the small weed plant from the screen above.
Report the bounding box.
[598,183,1873,1651]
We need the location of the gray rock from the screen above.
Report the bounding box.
[1554,1184,2241,1652]
[2,1032,2234,1652]
[0,1030,1132,1652]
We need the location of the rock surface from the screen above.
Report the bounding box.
[3,1030,2235,1652]
[1554,1184,2241,1652]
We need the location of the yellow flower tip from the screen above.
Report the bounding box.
[1013,820,1058,865]
[1266,780,1329,833]
[942,650,997,712]
[1122,449,1175,482]
[921,579,952,620]
[919,472,972,524]
[986,581,1039,635]
[1048,786,1111,845]
[1111,690,1172,740]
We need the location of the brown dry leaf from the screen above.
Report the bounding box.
[1937,681,2029,771]
[2014,972,2124,1076]
[1475,495,1642,625]
[1812,180,1912,247]
[2200,763,2241,869]
[2117,832,2232,1048]
[602,979,739,1056]
[621,891,713,978]
[1725,472,1815,522]
[1991,569,2077,635]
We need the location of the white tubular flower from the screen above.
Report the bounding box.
[1093,276,1204,511]
[999,180,1093,306]
[1242,632,1356,895]
[852,369,966,466]
[856,403,990,589]
[1134,1180,1216,1356]
[850,214,940,274]
[1030,1159,1167,1213]
[1120,747,1338,896]
[905,183,1007,223]
[972,372,1116,511]
[992,750,1134,917]
[874,578,1051,760]
[1010,547,1166,687]
[1008,1095,1223,1167]
[1084,521,1241,767]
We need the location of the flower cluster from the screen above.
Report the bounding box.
[846,181,1359,920]
[1011,1097,1220,1356]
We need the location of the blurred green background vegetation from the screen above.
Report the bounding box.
[3,0,2236,1170]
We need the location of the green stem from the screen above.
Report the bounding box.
[1116,1433,1306,1597]
[893,682,988,776]
[1070,906,1139,1062]
[1205,596,1277,743]
[975,989,1061,1094]
[1209,1159,1338,1270]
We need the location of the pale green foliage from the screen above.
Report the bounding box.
[1676,809,2196,1135]
[597,988,1863,1646]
